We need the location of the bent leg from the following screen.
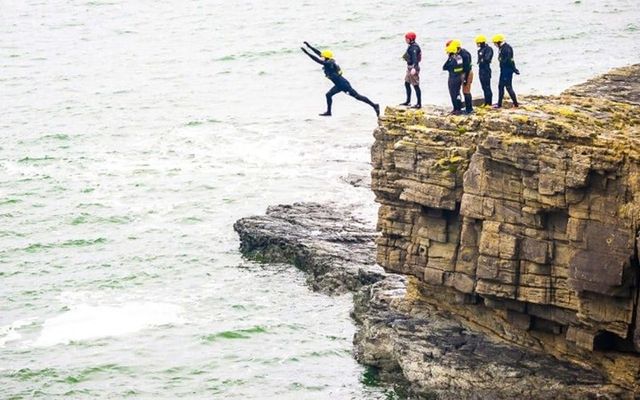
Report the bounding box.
[324,85,342,114]
[506,85,518,106]
[504,72,518,106]
[497,72,507,107]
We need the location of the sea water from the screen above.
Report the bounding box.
[1,0,639,398]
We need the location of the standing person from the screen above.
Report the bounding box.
[301,41,380,117]
[492,34,520,108]
[458,42,474,114]
[475,35,493,106]
[400,32,422,109]
[442,42,464,114]
[446,39,473,114]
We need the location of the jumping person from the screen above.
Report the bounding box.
[400,32,422,109]
[301,41,380,117]
[442,42,464,114]
[475,35,493,106]
[492,34,520,108]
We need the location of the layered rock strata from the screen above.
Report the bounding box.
[235,202,617,398]
[353,276,622,399]
[372,65,640,392]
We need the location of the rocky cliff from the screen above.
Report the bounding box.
[372,64,640,392]
[235,203,616,398]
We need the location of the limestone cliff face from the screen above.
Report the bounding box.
[372,65,640,390]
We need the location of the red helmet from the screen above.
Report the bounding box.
[405,32,417,41]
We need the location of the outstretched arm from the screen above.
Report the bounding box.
[301,47,324,65]
[304,41,321,56]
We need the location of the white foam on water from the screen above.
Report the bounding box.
[34,302,185,347]
[0,319,34,348]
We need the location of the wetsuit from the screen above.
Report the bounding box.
[302,42,379,116]
[497,43,519,107]
[442,53,464,113]
[477,43,493,105]
[401,41,422,108]
[459,48,473,113]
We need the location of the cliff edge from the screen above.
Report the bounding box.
[372,64,640,392]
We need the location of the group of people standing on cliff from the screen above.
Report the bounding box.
[301,32,519,117]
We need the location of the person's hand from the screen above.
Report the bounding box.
[410,68,417,76]
[514,68,520,75]
[301,47,307,52]
[303,41,310,47]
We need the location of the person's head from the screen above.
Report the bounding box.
[405,32,416,44]
[320,49,334,60]
[445,39,461,54]
[475,35,487,48]
[492,34,505,47]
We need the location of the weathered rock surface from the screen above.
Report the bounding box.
[234,202,618,398]
[340,173,372,189]
[564,64,640,105]
[372,64,640,393]
[233,202,385,293]
[353,276,624,399]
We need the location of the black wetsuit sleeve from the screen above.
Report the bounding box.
[443,57,452,71]
[304,42,322,56]
[480,47,493,66]
[302,48,324,65]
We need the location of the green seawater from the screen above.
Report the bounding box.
[1,0,639,398]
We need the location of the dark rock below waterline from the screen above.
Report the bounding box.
[233,202,385,294]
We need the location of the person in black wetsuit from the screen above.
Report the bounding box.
[446,40,473,114]
[492,34,520,108]
[442,43,464,114]
[475,35,493,106]
[301,41,380,117]
[400,31,422,109]
[458,44,474,114]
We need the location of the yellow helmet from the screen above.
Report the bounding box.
[492,34,505,43]
[445,44,458,54]
[475,35,487,44]
[449,39,461,49]
[320,49,333,59]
